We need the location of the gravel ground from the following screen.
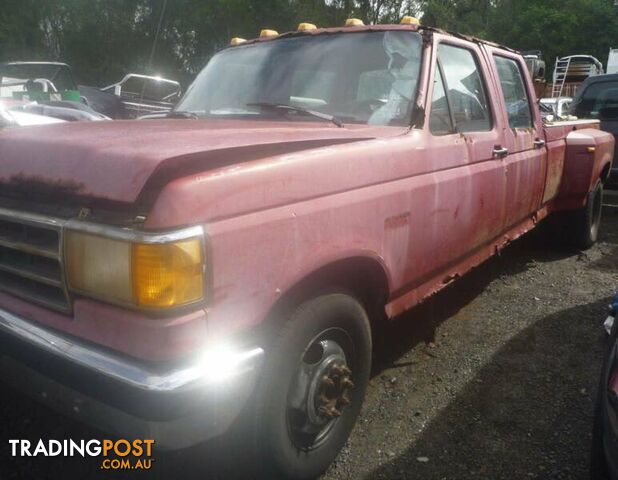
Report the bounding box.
[1,201,617,480]
[324,199,618,480]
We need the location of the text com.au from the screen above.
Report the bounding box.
[9,439,155,471]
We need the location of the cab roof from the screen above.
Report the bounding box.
[227,22,519,55]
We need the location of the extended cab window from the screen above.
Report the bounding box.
[494,56,533,128]
[435,44,491,132]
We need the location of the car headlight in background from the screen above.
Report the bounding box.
[65,229,204,309]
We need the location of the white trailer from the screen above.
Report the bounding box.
[608,48,618,74]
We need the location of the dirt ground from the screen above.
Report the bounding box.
[1,200,617,480]
[323,198,618,480]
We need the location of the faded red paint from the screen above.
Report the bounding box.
[0,26,613,361]
[0,119,402,205]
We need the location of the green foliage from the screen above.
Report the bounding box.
[0,0,615,86]
[422,0,618,79]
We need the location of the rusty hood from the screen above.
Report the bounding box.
[0,118,405,206]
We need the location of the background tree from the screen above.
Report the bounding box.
[0,0,616,86]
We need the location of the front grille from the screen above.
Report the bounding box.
[0,208,70,313]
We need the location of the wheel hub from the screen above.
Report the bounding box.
[316,363,354,420]
[287,337,355,447]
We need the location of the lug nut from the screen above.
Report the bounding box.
[342,378,355,389]
[341,365,352,376]
[331,365,344,376]
[318,405,342,419]
[318,406,333,418]
[339,395,351,406]
[322,376,335,388]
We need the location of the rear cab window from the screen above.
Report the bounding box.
[494,56,533,128]
[429,43,492,135]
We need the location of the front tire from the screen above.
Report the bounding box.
[254,292,372,479]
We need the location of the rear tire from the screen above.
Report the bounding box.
[568,180,603,250]
[253,292,372,479]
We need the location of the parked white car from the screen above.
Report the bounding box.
[540,97,574,121]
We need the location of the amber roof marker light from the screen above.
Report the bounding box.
[230,37,246,46]
[345,18,364,26]
[400,16,420,25]
[260,29,279,38]
[298,22,317,32]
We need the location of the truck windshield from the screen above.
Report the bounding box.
[176,31,423,126]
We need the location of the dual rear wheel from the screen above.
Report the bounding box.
[569,179,604,250]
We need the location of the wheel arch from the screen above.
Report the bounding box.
[263,254,392,334]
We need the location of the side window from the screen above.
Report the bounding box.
[430,67,453,135]
[437,43,491,132]
[494,56,533,128]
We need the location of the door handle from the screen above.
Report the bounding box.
[533,138,546,149]
[493,146,509,158]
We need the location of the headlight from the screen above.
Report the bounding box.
[65,229,204,309]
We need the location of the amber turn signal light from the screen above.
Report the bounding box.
[132,240,204,308]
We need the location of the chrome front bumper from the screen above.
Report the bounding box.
[0,307,264,449]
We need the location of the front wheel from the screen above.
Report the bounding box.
[253,292,372,479]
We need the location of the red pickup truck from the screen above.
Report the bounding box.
[0,18,613,479]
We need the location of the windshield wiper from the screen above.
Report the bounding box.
[166,110,200,119]
[246,102,344,128]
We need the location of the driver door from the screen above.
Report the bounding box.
[409,35,507,282]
